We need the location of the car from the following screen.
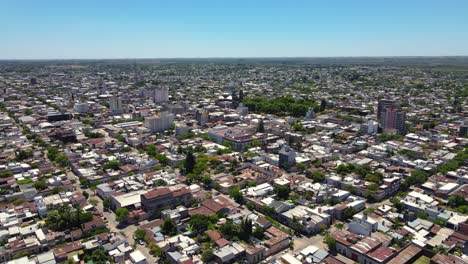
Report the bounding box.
[138,240,144,245]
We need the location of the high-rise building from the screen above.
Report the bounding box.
[34,196,47,218]
[459,120,468,137]
[196,109,209,127]
[381,106,406,135]
[144,87,169,103]
[144,112,175,132]
[279,145,296,169]
[305,107,315,120]
[109,96,123,115]
[360,119,378,134]
[377,99,396,122]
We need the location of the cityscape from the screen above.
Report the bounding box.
[1,1,468,264]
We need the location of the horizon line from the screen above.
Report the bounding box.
[1,55,468,61]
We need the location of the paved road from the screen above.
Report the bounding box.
[93,194,157,263]
[67,169,157,263]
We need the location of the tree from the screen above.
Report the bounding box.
[417,211,428,220]
[367,183,379,191]
[161,218,177,236]
[219,220,240,240]
[257,119,265,133]
[103,198,110,209]
[184,151,196,174]
[45,205,92,231]
[229,186,244,204]
[83,248,108,263]
[448,195,466,208]
[55,153,70,167]
[149,243,164,258]
[324,236,336,251]
[33,181,48,190]
[189,214,211,234]
[201,249,214,263]
[115,208,129,222]
[102,160,120,171]
[274,185,290,200]
[403,169,429,189]
[134,228,146,242]
[253,227,265,240]
[238,218,253,241]
[16,149,33,161]
[309,171,325,182]
[47,146,59,161]
[342,207,356,221]
[154,179,167,186]
[390,197,404,213]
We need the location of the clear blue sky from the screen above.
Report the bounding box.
[1,0,468,59]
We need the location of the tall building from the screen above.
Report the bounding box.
[459,120,468,137]
[109,96,123,115]
[196,109,209,127]
[377,99,396,122]
[360,119,378,134]
[34,196,47,218]
[279,145,296,169]
[305,107,315,120]
[381,106,406,135]
[378,99,406,135]
[145,87,169,103]
[144,112,175,132]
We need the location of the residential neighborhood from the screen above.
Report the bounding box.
[0,57,467,264]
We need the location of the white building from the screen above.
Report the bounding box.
[145,87,169,103]
[109,96,123,115]
[348,213,378,236]
[129,250,147,264]
[74,102,89,113]
[144,112,174,132]
[34,196,47,218]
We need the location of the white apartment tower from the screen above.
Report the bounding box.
[34,196,47,218]
[109,96,123,115]
[145,87,169,103]
[144,112,175,132]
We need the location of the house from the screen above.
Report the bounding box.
[213,242,245,264]
[130,250,147,264]
[348,213,378,236]
[264,226,291,256]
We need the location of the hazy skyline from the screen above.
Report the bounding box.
[1,0,468,59]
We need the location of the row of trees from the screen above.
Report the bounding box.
[243,95,319,117]
[45,205,93,231]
